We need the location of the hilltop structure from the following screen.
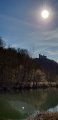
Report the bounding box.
[39,54,47,59]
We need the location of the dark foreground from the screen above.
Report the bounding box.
[25,112,58,120]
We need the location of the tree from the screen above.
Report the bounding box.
[0,37,5,48]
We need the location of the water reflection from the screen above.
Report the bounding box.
[9,101,36,114]
[9,88,58,115]
[48,105,58,112]
[0,88,58,120]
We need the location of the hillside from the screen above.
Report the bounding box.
[0,39,58,91]
[34,54,58,83]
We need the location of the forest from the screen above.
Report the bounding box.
[0,38,58,92]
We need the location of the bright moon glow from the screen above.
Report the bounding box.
[42,9,49,19]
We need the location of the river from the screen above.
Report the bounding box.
[0,88,58,120]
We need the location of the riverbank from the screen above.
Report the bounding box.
[0,82,58,93]
[25,112,58,120]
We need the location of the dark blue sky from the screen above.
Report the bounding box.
[0,0,58,62]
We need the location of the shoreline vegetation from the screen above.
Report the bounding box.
[0,82,58,92]
[0,38,58,92]
[25,112,58,120]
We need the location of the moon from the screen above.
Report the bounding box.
[42,9,49,19]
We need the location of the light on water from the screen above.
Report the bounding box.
[22,107,24,110]
[48,105,58,112]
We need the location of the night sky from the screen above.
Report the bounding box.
[0,0,58,62]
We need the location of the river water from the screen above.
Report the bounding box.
[0,88,58,120]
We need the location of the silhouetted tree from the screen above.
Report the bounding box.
[0,37,5,48]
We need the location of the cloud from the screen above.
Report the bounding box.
[0,14,41,31]
[43,29,58,40]
[31,28,58,41]
[45,50,58,56]
[11,43,27,49]
[11,44,20,48]
[34,48,46,54]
